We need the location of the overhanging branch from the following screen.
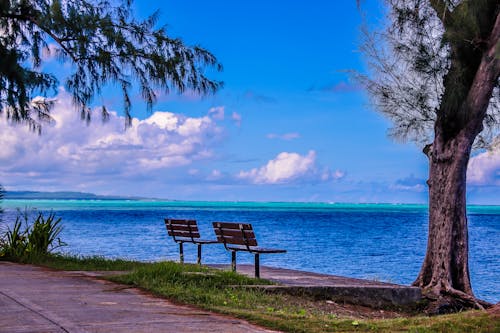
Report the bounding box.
[429,0,451,25]
[27,17,78,63]
[466,11,500,131]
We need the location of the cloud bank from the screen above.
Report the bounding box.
[391,175,427,192]
[0,91,224,190]
[238,150,344,184]
[468,146,500,186]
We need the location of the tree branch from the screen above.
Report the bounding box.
[466,11,500,133]
[429,0,451,25]
[2,11,79,62]
[27,17,79,63]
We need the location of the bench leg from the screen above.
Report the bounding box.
[197,244,202,265]
[254,253,260,278]
[231,251,236,272]
[179,243,184,264]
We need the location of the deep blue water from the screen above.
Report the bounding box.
[1,200,498,303]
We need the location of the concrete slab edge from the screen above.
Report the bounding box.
[239,285,422,308]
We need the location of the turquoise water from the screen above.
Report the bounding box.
[2,199,432,211]
[2,199,499,302]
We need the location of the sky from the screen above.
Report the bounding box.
[1,0,499,204]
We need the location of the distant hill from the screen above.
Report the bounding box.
[3,190,152,200]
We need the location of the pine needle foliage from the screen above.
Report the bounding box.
[358,0,500,147]
[0,0,222,132]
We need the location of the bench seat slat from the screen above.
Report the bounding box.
[212,221,286,278]
[172,237,218,244]
[165,218,218,265]
[167,219,197,226]
[168,219,196,224]
[226,245,286,253]
[193,239,219,244]
[216,236,258,246]
[166,225,200,232]
[213,222,253,230]
[169,230,201,238]
[213,229,255,238]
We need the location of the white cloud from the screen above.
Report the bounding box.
[238,151,316,184]
[332,170,346,180]
[231,112,242,127]
[188,168,200,176]
[266,132,300,140]
[0,91,224,190]
[468,147,500,185]
[208,106,225,120]
[389,175,427,192]
[237,150,342,184]
[390,183,426,192]
[207,169,223,181]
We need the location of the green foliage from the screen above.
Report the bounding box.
[0,210,66,260]
[0,218,28,259]
[0,0,222,132]
[359,0,500,146]
[26,211,65,255]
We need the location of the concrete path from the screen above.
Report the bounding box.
[0,262,278,333]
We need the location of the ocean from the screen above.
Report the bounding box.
[1,200,499,303]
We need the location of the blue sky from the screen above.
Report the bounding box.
[1,0,499,204]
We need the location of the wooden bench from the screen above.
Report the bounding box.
[165,218,218,264]
[212,222,286,278]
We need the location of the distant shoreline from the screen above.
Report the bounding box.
[2,198,500,209]
[2,190,159,201]
[3,190,499,207]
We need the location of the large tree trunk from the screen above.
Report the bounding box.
[413,130,478,311]
[413,8,500,312]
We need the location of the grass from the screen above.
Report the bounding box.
[18,253,149,271]
[4,254,499,333]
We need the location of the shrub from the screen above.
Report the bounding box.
[0,218,28,259]
[0,210,66,261]
[27,212,66,255]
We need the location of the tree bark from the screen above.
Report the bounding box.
[413,9,500,311]
[413,129,476,308]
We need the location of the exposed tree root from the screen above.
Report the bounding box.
[419,287,492,315]
[444,287,490,310]
[487,303,500,317]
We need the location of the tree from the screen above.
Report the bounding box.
[359,0,499,310]
[0,0,222,132]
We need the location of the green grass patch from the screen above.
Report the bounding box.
[361,312,498,333]
[8,254,499,333]
[18,253,148,271]
[109,261,498,332]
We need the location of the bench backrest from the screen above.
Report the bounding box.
[212,222,258,250]
[165,218,200,242]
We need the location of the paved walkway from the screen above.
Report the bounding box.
[0,262,278,333]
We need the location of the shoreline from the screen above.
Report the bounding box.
[3,198,500,209]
